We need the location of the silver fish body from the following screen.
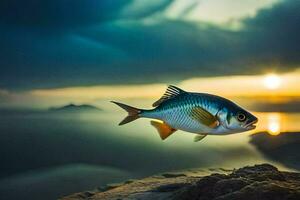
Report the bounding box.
[142,93,228,134]
[112,85,258,141]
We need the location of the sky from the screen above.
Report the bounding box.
[1,0,300,108]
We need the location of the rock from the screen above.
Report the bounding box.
[161,173,187,178]
[152,183,190,192]
[250,132,300,170]
[61,164,300,200]
[174,164,300,200]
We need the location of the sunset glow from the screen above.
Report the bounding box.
[1,71,299,109]
[263,74,282,90]
[1,0,300,199]
[267,113,281,135]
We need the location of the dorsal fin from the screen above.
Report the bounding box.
[152,85,186,107]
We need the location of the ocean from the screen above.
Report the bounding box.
[0,109,299,199]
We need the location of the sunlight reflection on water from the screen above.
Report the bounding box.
[253,112,300,136]
[267,113,281,135]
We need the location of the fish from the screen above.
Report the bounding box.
[111,85,258,142]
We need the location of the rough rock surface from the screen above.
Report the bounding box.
[61,164,300,200]
[250,132,300,170]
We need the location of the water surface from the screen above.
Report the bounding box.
[0,110,299,199]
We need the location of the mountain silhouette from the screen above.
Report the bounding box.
[49,104,101,112]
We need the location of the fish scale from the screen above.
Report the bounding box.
[144,93,214,134]
[112,85,258,141]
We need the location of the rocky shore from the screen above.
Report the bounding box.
[61,164,300,200]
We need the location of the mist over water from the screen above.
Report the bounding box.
[0,107,299,200]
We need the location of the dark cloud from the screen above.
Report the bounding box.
[0,0,299,90]
[0,0,173,29]
[0,0,129,28]
[241,0,300,68]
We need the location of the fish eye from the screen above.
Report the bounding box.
[237,113,246,122]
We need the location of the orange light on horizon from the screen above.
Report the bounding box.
[267,113,281,135]
[5,70,297,108]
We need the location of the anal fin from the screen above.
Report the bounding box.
[151,121,177,140]
[194,134,207,142]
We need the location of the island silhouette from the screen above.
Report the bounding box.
[49,104,102,113]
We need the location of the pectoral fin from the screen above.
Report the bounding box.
[190,107,219,128]
[151,121,177,140]
[194,134,207,142]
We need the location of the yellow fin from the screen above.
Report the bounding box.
[151,121,177,140]
[194,134,207,142]
[190,107,219,128]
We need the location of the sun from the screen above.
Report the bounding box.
[263,74,282,90]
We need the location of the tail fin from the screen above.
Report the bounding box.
[111,101,141,125]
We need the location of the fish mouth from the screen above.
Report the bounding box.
[245,119,258,130]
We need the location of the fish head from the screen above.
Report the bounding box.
[220,106,258,132]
